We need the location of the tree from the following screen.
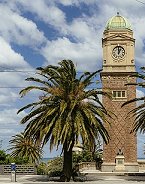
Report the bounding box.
[122,67,145,133]
[17,60,110,181]
[0,150,7,163]
[8,132,43,165]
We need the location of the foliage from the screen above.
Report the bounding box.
[12,156,29,164]
[73,142,102,163]
[0,150,29,164]
[47,157,63,177]
[37,141,103,176]
[17,60,111,181]
[73,140,103,170]
[4,154,27,164]
[37,140,103,176]
[122,67,145,133]
[8,132,43,164]
[0,150,7,162]
[73,151,93,163]
[37,162,48,175]
[37,157,63,176]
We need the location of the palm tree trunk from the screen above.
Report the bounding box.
[61,141,73,182]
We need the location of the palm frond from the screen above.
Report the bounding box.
[8,132,43,164]
[26,77,52,87]
[18,60,110,158]
[19,86,49,97]
[122,97,145,107]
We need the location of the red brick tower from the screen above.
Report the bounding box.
[101,13,139,172]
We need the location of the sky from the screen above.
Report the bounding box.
[0,0,145,158]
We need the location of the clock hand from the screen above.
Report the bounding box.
[118,47,121,55]
[118,47,120,55]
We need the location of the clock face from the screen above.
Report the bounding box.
[112,46,125,59]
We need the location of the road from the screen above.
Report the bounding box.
[1,174,145,184]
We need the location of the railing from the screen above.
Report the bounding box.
[0,165,37,175]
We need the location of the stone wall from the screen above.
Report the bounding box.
[138,160,145,172]
[79,160,145,172]
[79,162,96,172]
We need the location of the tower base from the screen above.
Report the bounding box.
[101,162,139,172]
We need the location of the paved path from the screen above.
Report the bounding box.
[1,175,145,184]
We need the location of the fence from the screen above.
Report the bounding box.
[0,164,37,175]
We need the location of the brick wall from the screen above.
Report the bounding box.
[101,73,137,163]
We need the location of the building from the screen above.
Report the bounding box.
[72,141,83,154]
[101,13,139,172]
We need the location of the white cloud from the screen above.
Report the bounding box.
[42,37,101,71]
[67,19,97,42]
[136,89,144,106]
[5,0,145,71]
[0,108,26,125]
[0,108,26,150]
[0,36,33,106]
[136,89,144,98]
[0,36,35,108]
[0,37,31,69]
[4,0,66,34]
[0,92,18,106]
[134,89,145,158]
[55,0,79,6]
[138,133,145,158]
[0,4,46,47]
[0,108,26,151]
[53,0,100,6]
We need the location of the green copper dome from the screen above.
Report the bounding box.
[105,12,132,30]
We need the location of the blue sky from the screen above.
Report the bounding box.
[0,0,145,158]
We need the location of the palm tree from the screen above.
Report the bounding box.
[122,67,145,133]
[18,60,110,181]
[8,132,43,165]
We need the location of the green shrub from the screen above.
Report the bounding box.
[47,157,63,177]
[73,145,103,169]
[37,157,63,176]
[0,150,30,165]
[0,150,7,163]
[37,162,48,175]
[13,156,29,164]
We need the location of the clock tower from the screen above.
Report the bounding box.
[101,13,139,172]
